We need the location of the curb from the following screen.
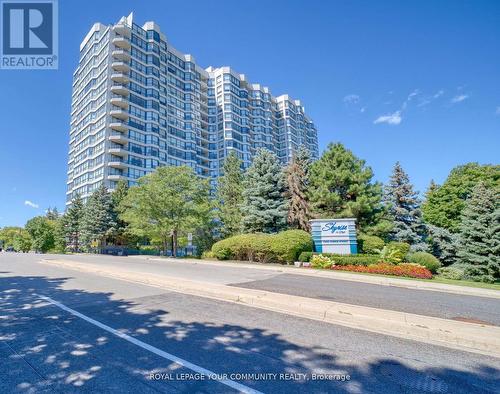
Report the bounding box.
[40,259,500,358]
[146,257,500,299]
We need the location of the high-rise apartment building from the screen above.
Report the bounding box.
[66,13,319,204]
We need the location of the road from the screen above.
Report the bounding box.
[1,253,499,393]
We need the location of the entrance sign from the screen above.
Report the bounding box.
[310,218,357,255]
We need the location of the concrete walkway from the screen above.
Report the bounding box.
[41,259,500,358]
[147,257,500,299]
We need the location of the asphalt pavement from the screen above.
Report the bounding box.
[1,252,499,393]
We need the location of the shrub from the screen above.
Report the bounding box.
[201,250,216,259]
[298,251,314,262]
[311,254,333,269]
[269,230,313,263]
[211,230,312,264]
[407,252,441,273]
[332,262,433,279]
[437,266,466,280]
[358,234,385,254]
[378,242,410,264]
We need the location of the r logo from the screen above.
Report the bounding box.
[2,2,52,54]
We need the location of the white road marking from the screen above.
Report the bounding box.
[37,294,263,394]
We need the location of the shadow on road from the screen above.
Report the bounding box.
[0,273,498,393]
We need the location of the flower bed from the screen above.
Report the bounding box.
[331,263,433,279]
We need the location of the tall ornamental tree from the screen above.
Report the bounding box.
[120,166,212,257]
[427,224,459,266]
[384,162,427,250]
[422,163,500,232]
[308,143,383,229]
[80,184,117,251]
[457,182,499,282]
[242,149,288,233]
[62,194,84,252]
[285,146,312,231]
[217,151,244,237]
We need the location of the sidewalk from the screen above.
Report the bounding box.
[146,257,500,300]
[40,258,500,358]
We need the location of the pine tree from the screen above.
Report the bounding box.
[427,224,459,266]
[308,143,383,229]
[242,149,288,233]
[217,151,244,237]
[488,200,500,281]
[46,207,59,220]
[458,182,498,282]
[63,194,84,252]
[285,146,312,231]
[384,162,427,250]
[80,185,117,251]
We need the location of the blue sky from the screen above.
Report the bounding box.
[0,0,499,227]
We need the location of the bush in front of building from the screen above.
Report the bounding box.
[211,230,312,264]
[378,241,411,264]
[357,234,385,254]
[311,254,334,269]
[298,251,314,262]
[407,252,442,273]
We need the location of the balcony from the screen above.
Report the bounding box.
[108,147,128,157]
[108,158,126,169]
[110,95,128,108]
[111,84,128,96]
[113,23,131,37]
[111,61,130,73]
[109,132,127,144]
[111,72,129,84]
[108,174,125,181]
[110,107,128,121]
[112,49,131,61]
[109,120,127,131]
[112,36,131,49]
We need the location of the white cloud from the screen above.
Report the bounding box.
[343,94,360,104]
[24,200,39,208]
[451,94,468,104]
[360,107,366,113]
[496,106,500,115]
[418,89,445,107]
[374,111,402,125]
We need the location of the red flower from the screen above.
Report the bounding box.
[331,263,433,279]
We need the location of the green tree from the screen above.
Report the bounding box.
[25,216,55,253]
[80,185,117,251]
[242,149,288,233]
[308,143,383,229]
[120,166,212,257]
[384,162,427,250]
[422,163,500,232]
[46,207,59,220]
[427,224,458,266]
[285,146,312,231]
[0,226,24,249]
[13,229,32,252]
[62,194,84,252]
[110,180,129,245]
[457,182,499,282]
[217,152,244,237]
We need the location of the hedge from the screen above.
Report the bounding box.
[211,230,313,264]
[407,252,441,273]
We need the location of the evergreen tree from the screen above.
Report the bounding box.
[458,182,499,282]
[308,143,383,229]
[285,146,312,231]
[46,207,59,220]
[217,151,244,237]
[80,185,116,251]
[384,162,427,249]
[427,224,459,266]
[63,194,84,252]
[488,199,500,281]
[242,149,288,233]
